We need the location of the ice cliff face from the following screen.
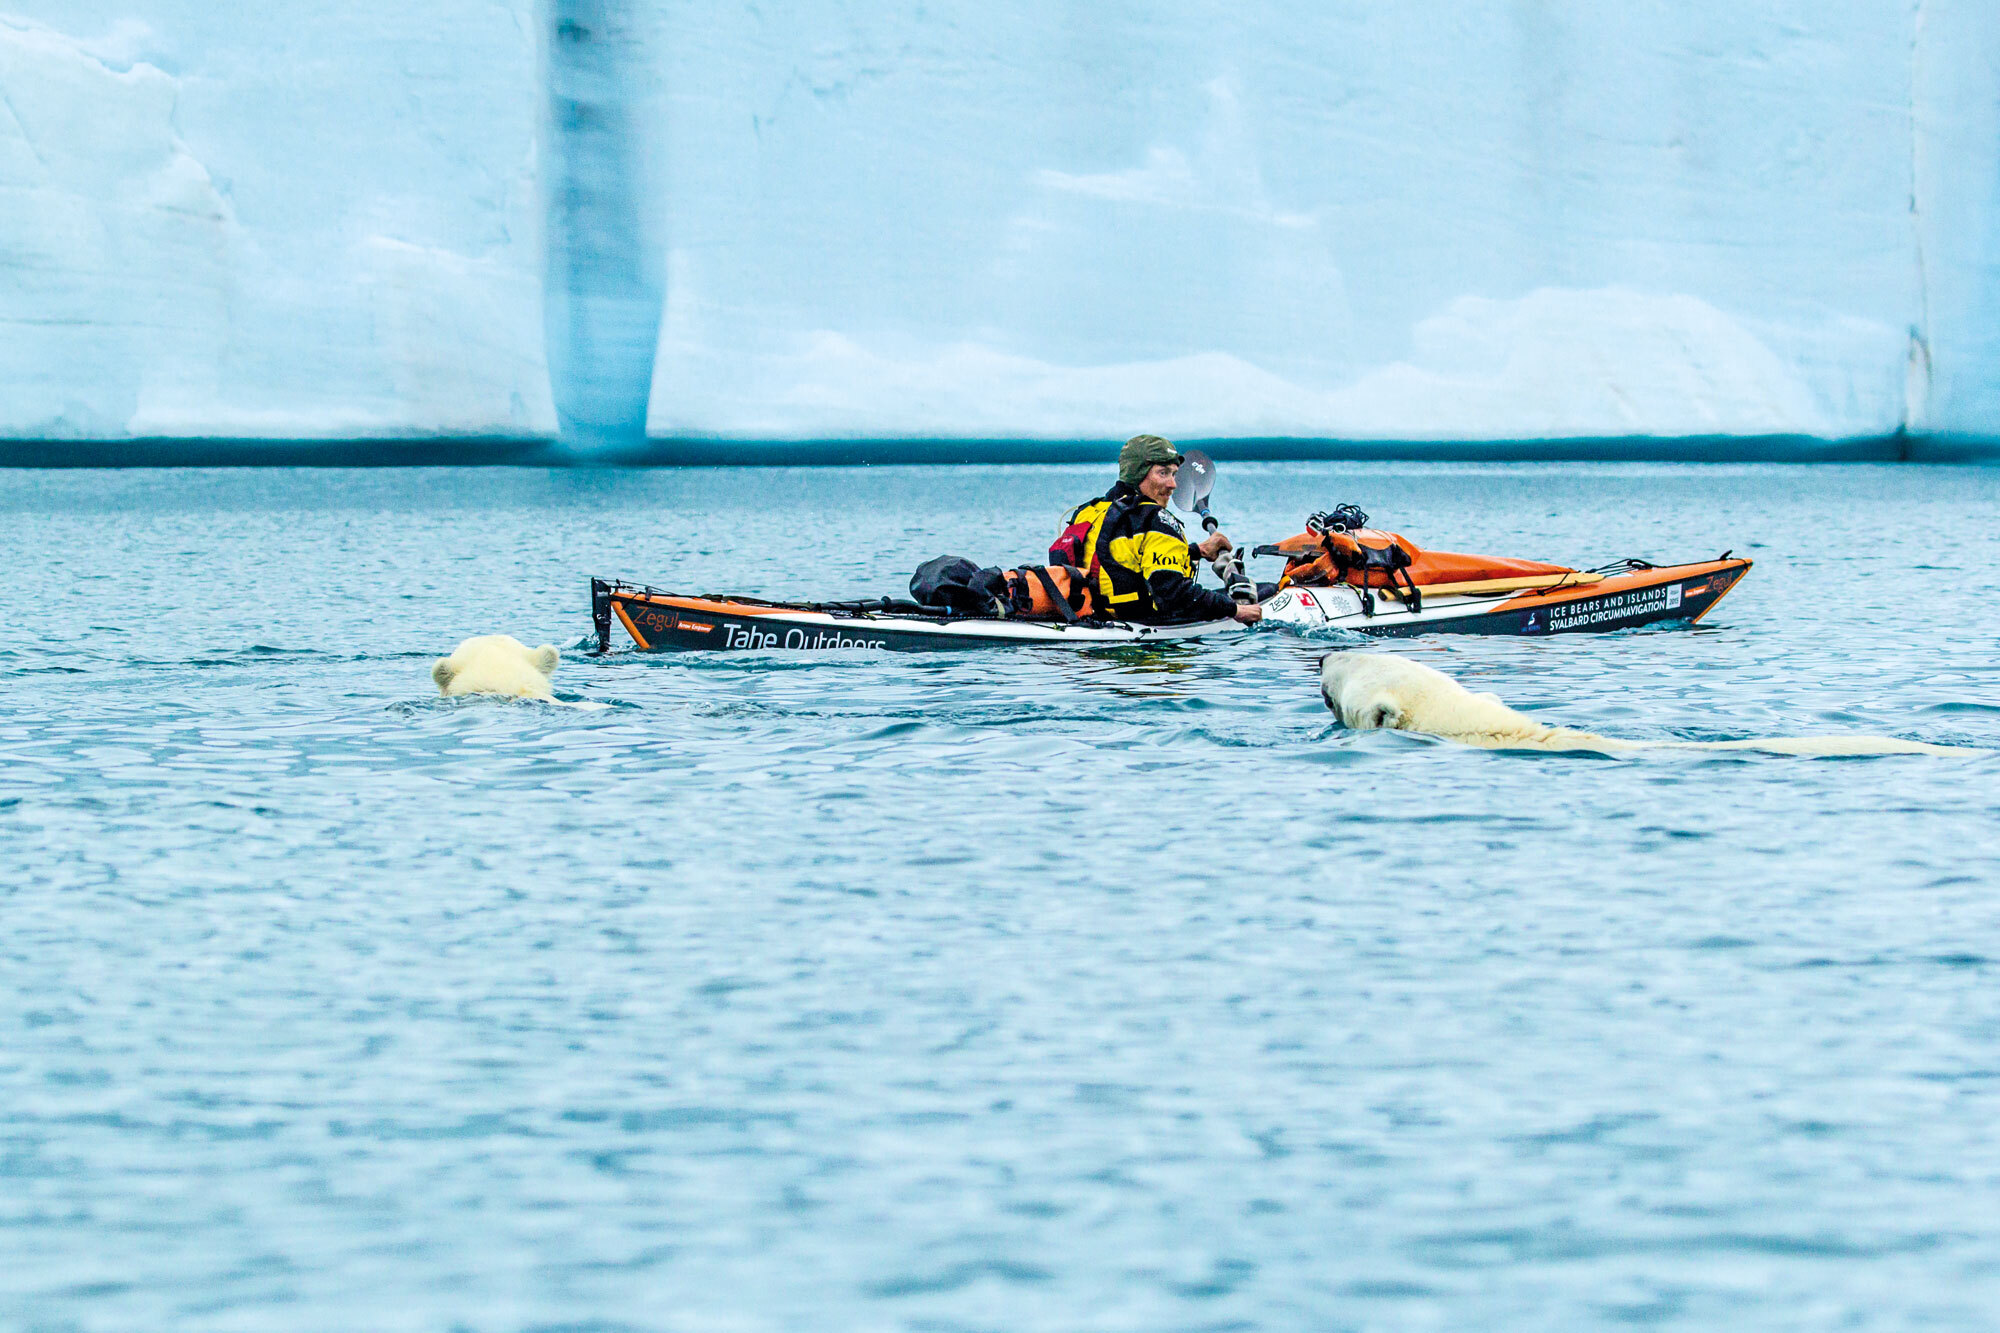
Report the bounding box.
[643,2,1938,443]
[3,2,1998,447]
[545,0,661,444]
[1911,0,2000,438]
[0,4,555,440]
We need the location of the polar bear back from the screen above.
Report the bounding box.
[1319,650,1967,756]
[432,635,560,700]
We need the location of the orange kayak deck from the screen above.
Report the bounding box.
[1258,556,1751,637]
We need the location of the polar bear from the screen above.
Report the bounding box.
[1321,650,1613,751]
[1319,651,1969,756]
[432,635,562,701]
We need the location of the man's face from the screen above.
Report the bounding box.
[1139,462,1179,505]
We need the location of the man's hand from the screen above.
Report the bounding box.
[1233,602,1263,625]
[1196,530,1233,561]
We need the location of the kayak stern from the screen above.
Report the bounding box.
[591,579,1243,652]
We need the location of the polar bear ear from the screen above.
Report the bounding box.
[431,658,456,691]
[532,644,560,675]
[1362,700,1405,730]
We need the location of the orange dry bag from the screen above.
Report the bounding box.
[1002,564,1096,621]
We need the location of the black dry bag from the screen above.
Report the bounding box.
[909,555,1010,616]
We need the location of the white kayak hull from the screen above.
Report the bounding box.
[594,580,1246,652]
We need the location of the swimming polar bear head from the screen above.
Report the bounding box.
[432,635,561,701]
[1319,651,1609,750]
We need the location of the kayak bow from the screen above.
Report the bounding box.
[1258,555,1751,637]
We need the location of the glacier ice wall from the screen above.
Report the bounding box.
[0,4,555,440]
[646,2,1943,442]
[545,0,662,444]
[3,1,1999,448]
[1912,0,2000,439]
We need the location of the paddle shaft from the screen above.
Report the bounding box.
[1192,499,1257,604]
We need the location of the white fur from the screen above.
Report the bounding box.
[432,635,562,701]
[1320,651,1969,757]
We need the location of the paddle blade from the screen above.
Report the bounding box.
[1174,448,1216,512]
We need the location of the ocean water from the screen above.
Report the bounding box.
[4,462,1999,1332]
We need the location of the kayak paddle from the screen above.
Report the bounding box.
[1172,449,1257,604]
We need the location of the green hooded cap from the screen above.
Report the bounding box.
[1118,433,1184,485]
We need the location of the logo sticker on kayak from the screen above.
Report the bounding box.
[1547,584,1680,631]
[722,623,889,650]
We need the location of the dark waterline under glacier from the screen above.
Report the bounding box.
[4,462,1999,1331]
[8,432,2000,469]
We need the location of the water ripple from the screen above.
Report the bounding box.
[4,464,2000,1331]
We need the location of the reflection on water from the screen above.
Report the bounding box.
[3,462,2000,1331]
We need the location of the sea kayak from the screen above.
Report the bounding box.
[591,579,1245,653]
[590,504,1751,653]
[589,558,1746,653]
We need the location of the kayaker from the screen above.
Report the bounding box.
[1053,434,1260,625]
